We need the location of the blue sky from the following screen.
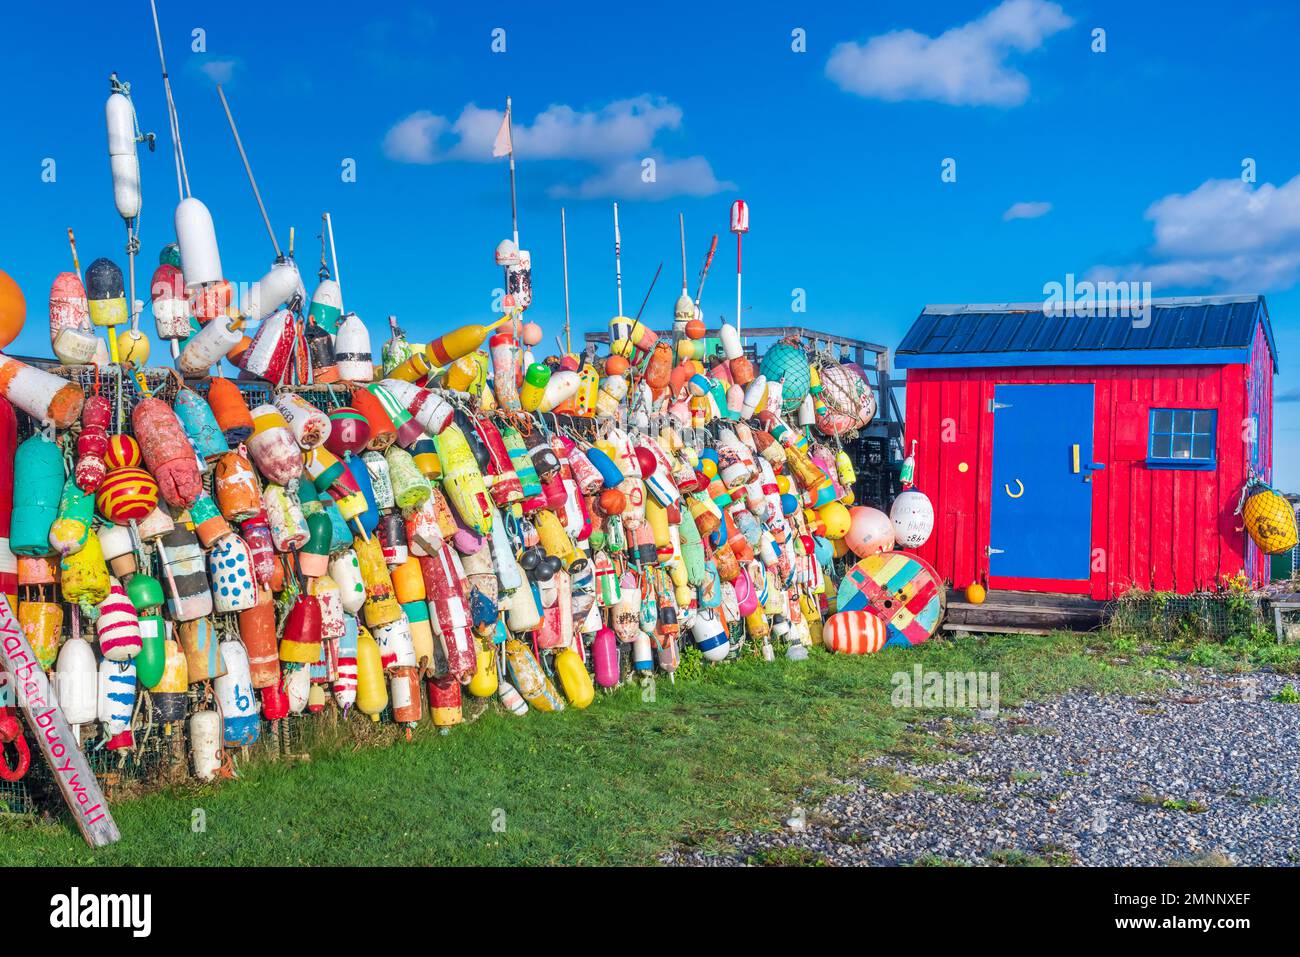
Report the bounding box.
[3,0,1299,484]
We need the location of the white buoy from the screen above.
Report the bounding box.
[335,314,373,381]
[105,89,142,221]
[178,316,242,375]
[175,197,222,288]
[189,709,222,780]
[56,636,98,725]
[243,258,304,323]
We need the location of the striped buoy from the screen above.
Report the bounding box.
[96,467,159,523]
[104,434,143,471]
[325,406,371,458]
[95,578,143,661]
[822,610,887,655]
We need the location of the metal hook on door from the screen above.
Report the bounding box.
[1004,478,1025,498]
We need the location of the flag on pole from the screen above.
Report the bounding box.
[493,106,512,158]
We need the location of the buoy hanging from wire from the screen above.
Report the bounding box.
[151,0,223,302]
[103,73,153,366]
[730,199,749,337]
[309,215,344,335]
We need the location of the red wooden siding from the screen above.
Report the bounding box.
[1244,321,1274,583]
[904,362,1261,600]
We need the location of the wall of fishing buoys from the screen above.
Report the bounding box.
[0,254,938,792]
[0,251,938,792]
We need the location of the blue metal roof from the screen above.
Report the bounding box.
[895,295,1278,372]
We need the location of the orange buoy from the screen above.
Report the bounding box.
[0,269,26,350]
[965,582,986,605]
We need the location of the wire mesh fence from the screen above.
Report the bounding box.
[1105,591,1269,643]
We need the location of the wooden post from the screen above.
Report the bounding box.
[0,595,120,848]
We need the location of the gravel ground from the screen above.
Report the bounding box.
[665,670,1300,866]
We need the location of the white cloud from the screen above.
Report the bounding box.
[197,59,239,84]
[1088,173,1300,292]
[1003,200,1052,220]
[1145,175,1300,258]
[549,155,735,201]
[449,98,682,162]
[381,110,447,164]
[826,0,1073,106]
[382,96,727,200]
[383,97,683,164]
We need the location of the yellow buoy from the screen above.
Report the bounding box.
[1242,487,1299,555]
[965,582,987,605]
[468,640,499,698]
[355,626,388,721]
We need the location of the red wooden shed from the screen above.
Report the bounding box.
[895,295,1278,600]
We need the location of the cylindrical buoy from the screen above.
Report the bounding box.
[175,196,222,288]
[335,314,374,381]
[214,641,259,746]
[355,626,387,721]
[56,635,98,725]
[189,709,222,780]
[243,258,304,323]
[105,90,142,221]
[0,355,85,429]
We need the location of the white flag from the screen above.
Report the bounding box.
[492,109,512,158]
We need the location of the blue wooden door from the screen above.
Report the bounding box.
[989,384,1095,581]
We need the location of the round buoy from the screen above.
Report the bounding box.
[889,489,935,548]
[965,582,987,605]
[815,363,876,436]
[759,342,811,412]
[823,610,887,654]
[0,269,26,350]
[845,506,895,557]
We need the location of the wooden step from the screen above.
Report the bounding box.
[943,588,1106,634]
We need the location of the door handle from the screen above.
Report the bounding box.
[1004,479,1024,498]
[1072,444,1080,474]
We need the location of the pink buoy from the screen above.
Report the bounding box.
[845,506,895,558]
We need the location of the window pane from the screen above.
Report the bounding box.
[1192,435,1212,460]
[1153,410,1173,434]
[1172,434,1192,459]
[1174,410,1193,434]
[1193,410,1213,435]
[1152,435,1172,458]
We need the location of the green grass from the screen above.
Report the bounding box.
[986,847,1075,867]
[1272,684,1300,704]
[0,632,1161,866]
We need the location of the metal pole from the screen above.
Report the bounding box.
[324,213,341,297]
[736,231,743,338]
[506,96,519,248]
[216,85,281,259]
[613,202,623,316]
[149,0,189,200]
[561,207,572,353]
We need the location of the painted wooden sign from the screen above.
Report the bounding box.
[0,593,120,848]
